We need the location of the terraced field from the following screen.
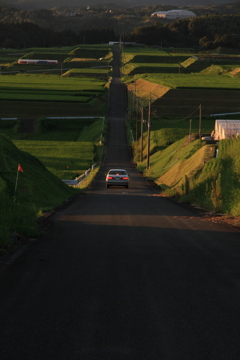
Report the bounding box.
[124,48,240,118]
[0,45,111,118]
[153,88,240,117]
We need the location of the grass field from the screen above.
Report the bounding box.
[123,47,240,87]
[0,74,106,91]
[0,45,111,117]
[13,140,95,180]
[0,116,106,177]
[143,73,240,89]
[0,75,108,117]
[124,47,240,118]
[0,45,112,73]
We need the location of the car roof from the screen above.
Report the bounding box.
[108,169,127,172]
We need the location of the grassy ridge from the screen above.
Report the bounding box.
[0,134,78,248]
[134,132,240,216]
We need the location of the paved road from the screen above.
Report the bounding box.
[0,45,240,360]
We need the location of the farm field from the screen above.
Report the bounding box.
[0,47,108,189]
[0,45,112,118]
[13,140,95,180]
[124,47,240,118]
[125,46,240,217]
[0,45,112,73]
[0,117,105,180]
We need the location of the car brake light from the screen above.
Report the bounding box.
[107,176,113,179]
[122,177,128,180]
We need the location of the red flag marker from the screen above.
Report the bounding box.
[15,164,24,197]
[18,164,24,172]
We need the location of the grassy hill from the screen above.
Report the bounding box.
[0,134,78,249]
[132,131,240,218]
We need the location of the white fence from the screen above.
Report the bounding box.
[62,164,96,187]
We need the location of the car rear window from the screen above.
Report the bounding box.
[109,170,127,175]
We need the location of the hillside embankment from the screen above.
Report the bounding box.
[132,132,240,227]
[0,134,78,249]
[128,80,240,225]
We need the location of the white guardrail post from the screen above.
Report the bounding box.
[62,164,96,187]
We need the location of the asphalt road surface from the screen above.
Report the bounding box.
[0,45,240,360]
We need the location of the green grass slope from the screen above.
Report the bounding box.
[0,134,77,249]
[135,134,240,217]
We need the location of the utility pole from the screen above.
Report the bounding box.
[199,104,202,145]
[189,118,192,143]
[146,94,151,170]
[140,106,144,162]
[135,82,139,142]
[130,90,134,128]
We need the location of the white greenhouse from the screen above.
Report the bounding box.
[213,120,240,140]
[151,9,196,20]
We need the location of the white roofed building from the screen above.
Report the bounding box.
[151,9,196,20]
[213,120,240,140]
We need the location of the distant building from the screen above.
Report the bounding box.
[151,9,196,20]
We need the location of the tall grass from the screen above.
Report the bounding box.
[0,194,39,249]
[139,134,240,215]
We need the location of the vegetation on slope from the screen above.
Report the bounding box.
[133,133,240,217]
[0,134,78,249]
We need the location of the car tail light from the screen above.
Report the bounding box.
[107,176,114,179]
[121,177,128,180]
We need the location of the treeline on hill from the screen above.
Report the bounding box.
[0,22,117,48]
[1,13,240,49]
[125,15,240,49]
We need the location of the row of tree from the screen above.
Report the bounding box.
[0,22,117,48]
[1,13,240,49]
[125,15,240,49]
